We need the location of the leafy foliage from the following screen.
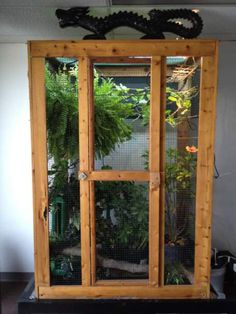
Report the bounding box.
[143,147,197,243]
[141,86,198,127]
[165,263,188,285]
[165,148,197,243]
[96,179,149,251]
[46,63,133,162]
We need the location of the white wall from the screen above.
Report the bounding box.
[0,40,236,273]
[0,44,34,272]
[212,41,236,255]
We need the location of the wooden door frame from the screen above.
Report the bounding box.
[28,39,218,299]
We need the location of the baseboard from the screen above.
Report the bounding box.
[0,272,33,282]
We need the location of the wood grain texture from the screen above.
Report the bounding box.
[30,40,217,58]
[79,56,92,286]
[159,57,167,287]
[92,57,150,63]
[95,280,148,286]
[29,53,50,293]
[194,50,218,296]
[86,170,150,181]
[88,59,96,285]
[39,283,207,299]
[149,56,161,287]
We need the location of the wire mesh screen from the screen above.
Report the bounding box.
[45,58,81,285]
[95,181,149,280]
[164,57,201,285]
[93,62,150,170]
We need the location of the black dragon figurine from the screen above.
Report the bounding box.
[55,7,203,40]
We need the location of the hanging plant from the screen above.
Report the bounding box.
[46,63,133,162]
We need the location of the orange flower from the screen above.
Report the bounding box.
[186,145,198,153]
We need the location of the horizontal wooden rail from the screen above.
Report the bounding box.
[80,170,151,181]
[39,283,208,299]
[29,40,217,58]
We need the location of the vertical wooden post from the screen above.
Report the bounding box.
[79,56,92,286]
[29,54,50,295]
[149,56,161,287]
[194,52,218,296]
[88,62,96,285]
[159,57,167,286]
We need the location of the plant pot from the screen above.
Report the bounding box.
[165,244,183,264]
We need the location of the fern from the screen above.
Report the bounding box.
[45,64,133,162]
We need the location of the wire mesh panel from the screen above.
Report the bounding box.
[93,62,150,170]
[95,181,149,280]
[45,58,81,285]
[164,57,201,285]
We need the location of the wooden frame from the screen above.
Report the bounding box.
[28,40,218,299]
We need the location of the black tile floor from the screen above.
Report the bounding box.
[1,281,27,314]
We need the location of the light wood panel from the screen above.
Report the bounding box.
[92,57,150,64]
[79,56,92,286]
[149,56,161,287]
[194,51,218,295]
[159,57,167,286]
[95,280,148,286]
[88,59,96,286]
[85,170,150,181]
[38,283,208,299]
[29,56,50,294]
[30,40,217,58]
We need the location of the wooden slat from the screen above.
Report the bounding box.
[194,50,218,295]
[85,170,150,181]
[79,56,92,286]
[92,57,151,64]
[88,59,96,286]
[29,54,50,294]
[95,280,148,286]
[159,57,167,287]
[149,56,161,287]
[39,283,207,299]
[30,40,217,58]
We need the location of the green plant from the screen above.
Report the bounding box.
[143,147,197,244]
[96,178,149,252]
[165,263,188,285]
[165,86,198,127]
[165,148,197,244]
[46,64,133,162]
[141,86,198,127]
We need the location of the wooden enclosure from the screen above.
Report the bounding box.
[28,40,218,299]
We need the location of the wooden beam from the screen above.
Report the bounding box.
[95,280,148,286]
[88,59,96,286]
[84,170,150,181]
[39,283,208,299]
[194,50,218,296]
[159,57,167,287]
[149,56,161,287]
[30,40,217,58]
[92,57,150,64]
[29,54,50,293]
[79,56,92,286]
